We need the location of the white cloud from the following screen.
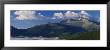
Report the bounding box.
[80,11,89,19]
[52,11,79,19]
[53,12,64,19]
[80,10,89,16]
[14,10,37,20]
[65,11,79,19]
[71,12,79,17]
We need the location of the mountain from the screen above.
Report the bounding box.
[11,26,31,37]
[11,22,86,37]
[60,16,100,31]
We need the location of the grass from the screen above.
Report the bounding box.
[60,31,100,40]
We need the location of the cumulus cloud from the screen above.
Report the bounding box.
[65,11,79,19]
[52,11,79,19]
[53,12,64,19]
[14,10,90,20]
[80,11,90,19]
[14,10,37,20]
[80,11,89,16]
[52,10,90,20]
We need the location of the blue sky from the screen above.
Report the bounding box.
[11,10,100,29]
